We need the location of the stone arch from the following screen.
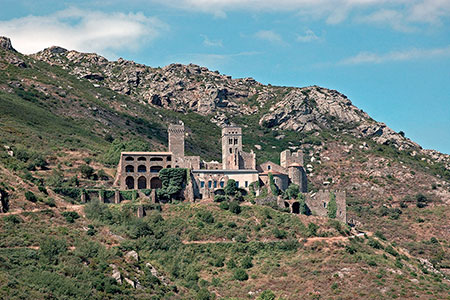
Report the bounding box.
[150,166,163,173]
[125,165,134,173]
[166,165,171,168]
[138,165,147,172]
[125,176,134,189]
[292,202,300,214]
[284,201,290,208]
[138,176,147,189]
[150,157,163,162]
[150,177,162,189]
[137,156,147,161]
[125,156,134,161]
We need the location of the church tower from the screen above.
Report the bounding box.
[221,126,242,169]
[168,122,185,158]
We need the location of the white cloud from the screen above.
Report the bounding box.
[201,35,223,47]
[254,30,285,45]
[0,8,167,57]
[296,29,320,42]
[151,0,450,30]
[339,45,450,64]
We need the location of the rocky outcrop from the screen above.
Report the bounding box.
[25,39,443,153]
[0,37,15,51]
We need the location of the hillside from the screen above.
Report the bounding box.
[1,36,450,299]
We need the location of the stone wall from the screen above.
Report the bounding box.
[305,190,346,223]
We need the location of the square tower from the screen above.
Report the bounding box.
[168,123,185,158]
[222,126,242,169]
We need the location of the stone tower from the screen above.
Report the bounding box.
[280,149,307,192]
[222,126,242,169]
[168,122,185,157]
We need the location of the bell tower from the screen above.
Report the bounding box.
[221,126,242,169]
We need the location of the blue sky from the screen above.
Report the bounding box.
[1,0,449,154]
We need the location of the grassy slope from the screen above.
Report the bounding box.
[0,47,449,299]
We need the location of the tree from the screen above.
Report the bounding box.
[268,173,279,196]
[229,201,241,214]
[157,168,187,201]
[284,184,299,199]
[224,179,237,196]
[328,192,337,219]
[79,164,95,179]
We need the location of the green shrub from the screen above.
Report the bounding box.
[219,201,229,210]
[308,223,318,237]
[45,198,56,207]
[368,238,384,249]
[197,211,214,224]
[268,173,279,196]
[79,164,95,179]
[327,192,337,219]
[385,245,399,257]
[284,184,299,199]
[228,201,241,214]
[25,191,37,202]
[97,169,109,180]
[273,228,287,239]
[416,193,428,208]
[214,194,227,202]
[40,237,67,264]
[241,256,253,269]
[233,268,248,281]
[257,290,276,300]
[196,288,215,300]
[61,211,80,223]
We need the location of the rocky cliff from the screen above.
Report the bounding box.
[29,40,436,156]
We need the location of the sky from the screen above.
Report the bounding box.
[1,0,449,154]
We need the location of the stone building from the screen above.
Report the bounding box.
[114,122,346,222]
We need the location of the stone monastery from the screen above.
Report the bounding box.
[114,123,306,196]
[113,123,346,222]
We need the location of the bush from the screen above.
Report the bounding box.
[416,193,428,208]
[97,169,109,180]
[40,237,67,264]
[308,223,318,237]
[79,165,95,179]
[284,184,299,200]
[385,245,399,257]
[273,228,287,239]
[233,268,248,281]
[228,201,241,214]
[61,211,80,223]
[257,290,276,300]
[327,192,337,219]
[214,194,227,202]
[241,256,253,269]
[219,201,229,210]
[196,288,215,300]
[197,211,214,224]
[268,173,279,196]
[25,191,37,202]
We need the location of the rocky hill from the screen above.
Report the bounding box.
[1,36,450,299]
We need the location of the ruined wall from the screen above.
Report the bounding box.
[288,166,307,192]
[305,190,346,223]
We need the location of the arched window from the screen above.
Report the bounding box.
[125,165,134,173]
[150,177,162,189]
[125,156,134,161]
[267,165,271,170]
[138,176,147,189]
[175,165,179,168]
[150,157,163,162]
[166,165,171,168]
[138,165,147,172]
[125,176,134,189]
[167,156,172,161]
[150,166,163,173]
[137,157,146,161]
[229,148,232,154]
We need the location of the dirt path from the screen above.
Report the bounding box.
[182,232,372,246]
[2,204,84,216]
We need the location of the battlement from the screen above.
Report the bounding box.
[280,149,304,168]
[168,123,185,157]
